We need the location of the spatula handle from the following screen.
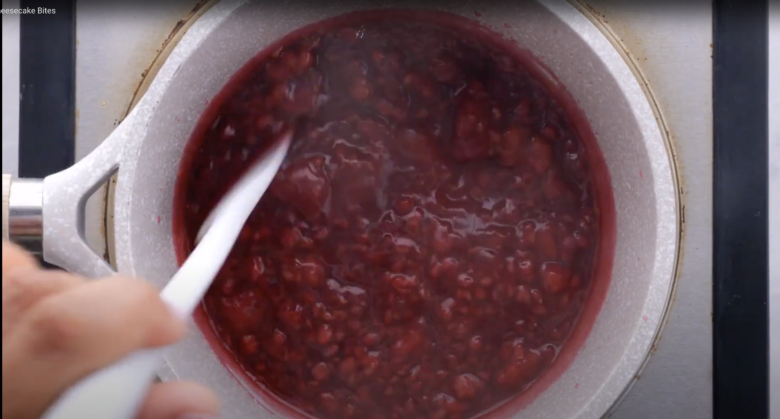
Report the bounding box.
[40,131,292,419]
[40,349,163,419]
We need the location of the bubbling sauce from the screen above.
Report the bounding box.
[174,11,612,419]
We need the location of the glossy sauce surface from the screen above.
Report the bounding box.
[175,16,603,419]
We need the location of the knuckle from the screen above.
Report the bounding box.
[27,298,85,354]
[3,270,80,311]
[2,270,33,301]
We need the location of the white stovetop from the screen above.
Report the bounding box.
[2,1,719,417]
[1,0,20,176]
[769,3,779,419]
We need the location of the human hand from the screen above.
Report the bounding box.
[1,241,220,419]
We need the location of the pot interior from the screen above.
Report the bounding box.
[115,1,678,418]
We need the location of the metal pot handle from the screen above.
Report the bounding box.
[41,120,132,278]
[2,175,44,254]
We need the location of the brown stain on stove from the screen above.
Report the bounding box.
[574,0,685,239]
[123,0,217,114]
[577,1,650,63]
[103,0,220,268]
[572,0,688,406]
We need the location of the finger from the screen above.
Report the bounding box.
[3,276,187,419]
[2,269,83,339]
[137,381,220,419]
[2,240,38,276]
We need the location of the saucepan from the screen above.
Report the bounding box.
[1,0,680,418]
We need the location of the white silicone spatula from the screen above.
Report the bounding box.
[40,131,292,419]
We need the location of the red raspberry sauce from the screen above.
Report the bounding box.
[174,10,615,419]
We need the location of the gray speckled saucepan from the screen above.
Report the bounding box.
[39,1,680,418]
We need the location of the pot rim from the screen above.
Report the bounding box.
[103,1,680,418]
